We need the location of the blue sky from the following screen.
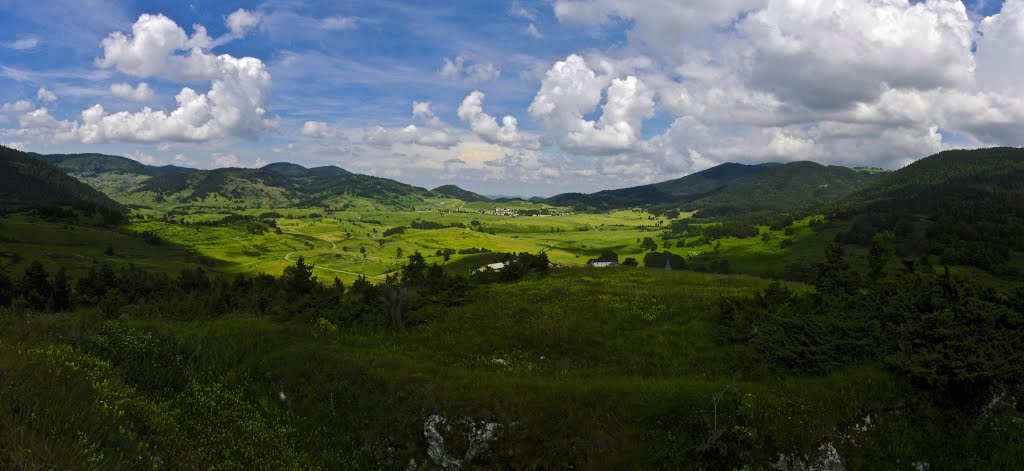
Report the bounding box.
[1,0,1021,196]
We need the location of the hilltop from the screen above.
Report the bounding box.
[31,152,195,177]
[431,184,490,202]
[684,161,881,217]
[545,162,767,209]
[261,162,350,178]
[546,161,884,217]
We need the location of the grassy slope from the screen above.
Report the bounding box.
[0,268,936,469]
[0,215,204,277]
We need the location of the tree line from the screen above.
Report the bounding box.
[716,232,1024,403]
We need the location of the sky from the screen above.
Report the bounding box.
[0,0,1021,196]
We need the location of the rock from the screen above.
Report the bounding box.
[914,462,930,471]
[424,415,462,470]
[771,443,845,471]
[423,414,504,471]
[977,391,1017,425]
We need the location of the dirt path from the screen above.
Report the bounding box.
[283,250,386,280]
[281,228,384,280]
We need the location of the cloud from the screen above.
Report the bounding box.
[128,150,157,165]
[226,8,261,36]
[530,0,1024,180]
[976,0,1024,92]
[173,154,196,166]
[301,120,330,138]
[440,56,501,83]
[457,91,523,146]
[525,23,543,39]
[737,0,975,111]
[363,101,459,149]
[36,87,57,103]
[320,16,358,30]
[529,54,654,154]
[211,152,266,168]
[412,101,434,119]
[1,100,33,113]
[4,36,39,50]
[63,13,273,143]
[510,2,538,21]
[110,82,154,102]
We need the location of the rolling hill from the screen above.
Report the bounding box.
[545,161,882,217]
[31,152,194,177]
[834,147,1024,275]
[0,146,126,216]
[684,161,881,217]
[431,184,490,202]
[135,165,433,207]
[261,162,350,178]
[545,162,767,209]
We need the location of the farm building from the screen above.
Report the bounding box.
[586,259,618,268]
[475,261,510,273]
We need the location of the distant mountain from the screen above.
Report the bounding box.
[31,152,195,177]
[685,161,881,217]
[137,166,431,206]
[261,162,350,178]
[137,168,295,204]
[260,162,310,177]
[0,146,126,215]
[545,162,768,209]
[833,147,1024,275]
[432,185,490,202]
[485,194,530,200]
[544,161,882,217]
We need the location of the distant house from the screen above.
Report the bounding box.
[586,259,618,268]
[475,261,510,273]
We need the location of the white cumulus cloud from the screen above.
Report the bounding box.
[440,56,501,83]
[301,120,330,138]
[1,100,33,113]
[110,82,154,102]
[364,101,459,149]
[36,87,57,103]
[61,13,274,143]
[529,54,654,154]
[226,9,262,36]
[457,91,523,146]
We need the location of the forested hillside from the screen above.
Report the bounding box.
[834,148,1024,275]
[0,146,126,219]
[545,162,768,209]
[684,161,880,217]
[32,152,195,177]
[431,184,490,202]
[135,166,432,207]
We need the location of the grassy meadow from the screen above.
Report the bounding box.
[6,268,992,469]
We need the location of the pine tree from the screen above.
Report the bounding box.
[0,271,12,307]
[50,267,71,311]
[815,243,860,297]
[282,257,317,294]
[18,261,51,311]
[868,230,895,281]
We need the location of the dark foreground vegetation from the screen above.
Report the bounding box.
[2,235,1023,469]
